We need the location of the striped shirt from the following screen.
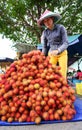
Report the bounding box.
[42,24,68,55]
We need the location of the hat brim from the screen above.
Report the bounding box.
[37,12,61,27]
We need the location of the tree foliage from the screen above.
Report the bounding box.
[0,0,82,46]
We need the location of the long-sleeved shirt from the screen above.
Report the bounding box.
[42,24,68,55]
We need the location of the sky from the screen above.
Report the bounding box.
[0,35,16,59]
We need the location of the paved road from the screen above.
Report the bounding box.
[0,121,82,130]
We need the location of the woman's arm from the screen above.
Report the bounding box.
[42,31,49,56]
[57,25,68,54]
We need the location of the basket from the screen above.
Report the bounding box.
[76,83,82,95]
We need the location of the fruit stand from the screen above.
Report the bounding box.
[0,50,82,126]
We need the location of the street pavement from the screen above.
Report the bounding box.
[0,121,82,130]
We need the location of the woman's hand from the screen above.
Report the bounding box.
[50,50,59,56]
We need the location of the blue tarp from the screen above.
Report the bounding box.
[0,97,82,126]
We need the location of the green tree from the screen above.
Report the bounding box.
[0,0,82,46]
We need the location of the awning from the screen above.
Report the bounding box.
[68,34,80,43]
[0,57,14,62]
[68,34,82,58]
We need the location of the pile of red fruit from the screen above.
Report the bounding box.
[0,50,76,124]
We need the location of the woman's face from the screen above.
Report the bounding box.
[43,17,54,29]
